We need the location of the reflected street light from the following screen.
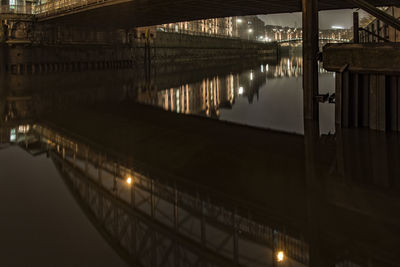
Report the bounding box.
[277,251,285,262]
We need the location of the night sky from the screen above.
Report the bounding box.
[259,9,369,29]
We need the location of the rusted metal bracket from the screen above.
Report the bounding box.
[345,0,400,31]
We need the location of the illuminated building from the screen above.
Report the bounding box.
[265,25,351,42]
[137,16,266,40]
[235,16,266,41]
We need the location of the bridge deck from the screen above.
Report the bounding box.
[35,0,399,28]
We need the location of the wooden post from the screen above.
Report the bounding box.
[361,74,370,128]
[342,70,350,128]
[352,73,359,127]
[398,77,400,131]
[353,12,359,43]
[371,23,375,42]
[369,75,378,130]
[389,77,398,131]
[302,0,319,120]
[335,72,342,125]
[377,75,386,131]
[377,20,381,42]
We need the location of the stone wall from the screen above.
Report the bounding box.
[0,18,278,74]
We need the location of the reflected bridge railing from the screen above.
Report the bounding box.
[34,123,310,266]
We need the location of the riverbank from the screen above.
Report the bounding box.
[0,17,278,74]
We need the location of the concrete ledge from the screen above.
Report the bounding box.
[323,43,400,74]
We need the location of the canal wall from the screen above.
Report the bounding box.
[0,17,278,74]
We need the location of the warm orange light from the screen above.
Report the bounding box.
[127,177,132,185]
[277,251,284,262]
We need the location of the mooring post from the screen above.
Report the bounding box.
[302,0,319,120]
[353,12,359,43]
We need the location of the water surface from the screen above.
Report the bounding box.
[0,56,399,267]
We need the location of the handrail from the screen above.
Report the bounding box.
[33,0,114,16]
[345,0,400,31]
[359,27,391,42]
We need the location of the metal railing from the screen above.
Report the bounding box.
[32,0,114,17]
[354,8,400,43]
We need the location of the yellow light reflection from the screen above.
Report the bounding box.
[126,177,132,185]
[277,251,285,262]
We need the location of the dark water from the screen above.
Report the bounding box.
[1,56,399,267]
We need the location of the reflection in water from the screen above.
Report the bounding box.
[135,56,334,134]
[4,123,310,267]
[2,119,400,267]
[0,56,333,134]
[0,56,399,267]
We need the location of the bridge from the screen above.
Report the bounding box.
[0,0,397,28]
[277,37,351,44]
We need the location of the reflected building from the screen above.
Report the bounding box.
[136,70,269,118]
[135,57,330,119]
[138,74,239,118]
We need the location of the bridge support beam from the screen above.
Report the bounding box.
[302,0,319,120]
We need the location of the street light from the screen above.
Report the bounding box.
[248,28,253,40]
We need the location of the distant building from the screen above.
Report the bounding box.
[264,25,351,42]
[319,29,352,41]
[235,16,265,41]
[137,16,266,41]
[157,18,235,37]
[265,25,302,42]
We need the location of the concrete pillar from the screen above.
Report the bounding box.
[302,0,319,120]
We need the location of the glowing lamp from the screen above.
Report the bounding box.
[277,251,285,262]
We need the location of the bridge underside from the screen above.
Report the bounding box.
[38,0,399,28]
